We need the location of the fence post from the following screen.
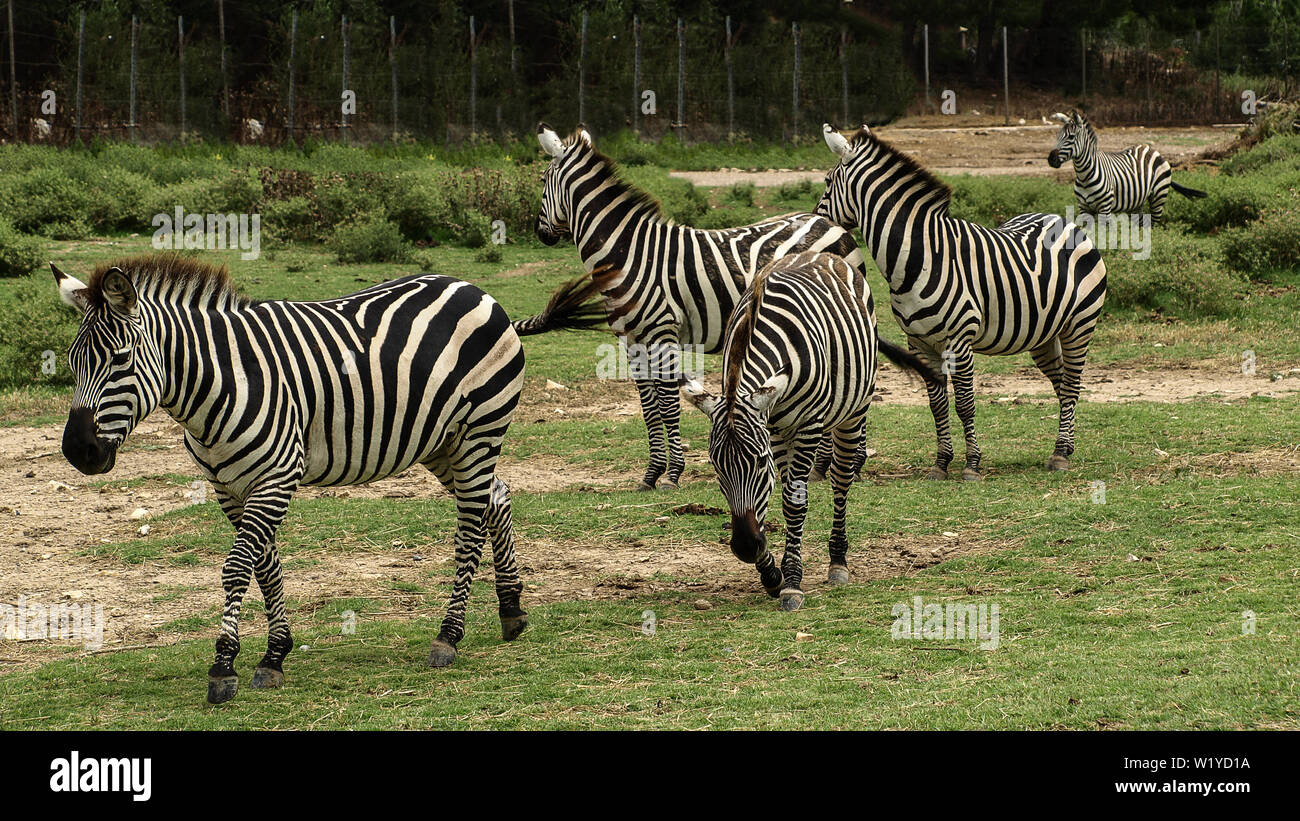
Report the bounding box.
[74,9,83,144]
[840,26,849,126]
[1215,26,1220,120]
[1145,26,1152,122]
[792,21,800,141]
[633,15,640,136]
[389,16,397,141]
[1080,28,1086,102]
[923,23,930,112]
[218,0,229,118]
[469,15,477,138]
[7,0,16,137]
[1002,25,1009,126]
[129,15,137,143]
[287,8,296,146]
[725,16,734,140]
[178,16,186,140]
[676,17,684,143]
[578,11,587,124]
[341,15,349,143]
[508,0,517,78]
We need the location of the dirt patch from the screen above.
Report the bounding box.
[669,124,1235,187]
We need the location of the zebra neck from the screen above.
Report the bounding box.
[1072,133,1099,177]
[571,181,665,276]
[149,299,254,439]
[852,154,949,293]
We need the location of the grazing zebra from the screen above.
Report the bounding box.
[53,254,601,703]
[536,122,868,491]
[819,123,1108,479]
[682,251,938,611]
[1047,110,1207,221]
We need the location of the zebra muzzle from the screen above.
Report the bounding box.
[729,509,766,564]
[61,407,119,475]
[1047,151,1064,169]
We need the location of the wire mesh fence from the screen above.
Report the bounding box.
[3,1,1296,147]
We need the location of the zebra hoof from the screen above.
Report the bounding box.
[779,589,805,611]
[827,564,850,586]
[808,469,827,483]
[1047,454,1070,471]
[927,466,949,480]
[961,467,983,482]
[427,638,458,668]
[501,613,529,642]
[249,666,284,689]
[206,674,239,705]
[659,479,679,490]
[635,480,657,492]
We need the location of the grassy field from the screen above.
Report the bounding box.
[1,136,1298,730]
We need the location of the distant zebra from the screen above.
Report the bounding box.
[819,124,1108,478]
[53,254,601,703]
[683,251,937,611]
[536,123,868,491]
[1047,110,1206,221]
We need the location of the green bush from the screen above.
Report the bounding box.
[725,182,756,207]
[1103,228,1245,318]
[329,215,413,263]
[474,245,504,264]
[261,196,319,243]
[1164,174,1268,233]
[1221,206,1300,278]
[0,219,47,278]
[0,271,77,389]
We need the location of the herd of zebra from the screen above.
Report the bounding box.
[51,112,1207,703]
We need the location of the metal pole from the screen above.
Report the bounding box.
[508,0,517,77]
[74,9,83,143]
[1002,26,1009,126]
[725,16,734,139]
[633,15,640,135]
[389,16,398,140]
[7,0,16,137]
[469,15,477,137]
[341,15,349,143]
[178,16,186,140]
[676,17,684,142]
[840,26,849,126]
[578,11,587,124]
[287,9,296,146]
[129,16,137,143]
[923,23,930,112]
[1081,29,1086,101]
[1215,27,1220,120]
[1145,26,1152,122]
[792,21,800,140]
[218,0,229,118]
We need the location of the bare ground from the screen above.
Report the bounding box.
[1,358,1295,667]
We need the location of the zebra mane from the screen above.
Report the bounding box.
[87,253,251,310]
[848,127,953,212]
[561,131,671,222]
[721,271,771,417]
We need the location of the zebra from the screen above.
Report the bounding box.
[682,250,938,611]
[1047,110,1207,221]
[52,253,602,704]
[536,122,869,491]
[819,123,1108,479]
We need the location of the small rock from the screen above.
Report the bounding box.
[129,507,149,520]
[795,631,814,642]
[138,524,150,536]
[48,480,72,492]
[63,590,83,600]
[693,599,713,611]
[545,379,567,391]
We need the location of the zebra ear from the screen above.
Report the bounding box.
[537,122,565,158]
[822,123,850,157]
[1050,112,1070,124]
[52,263,91,313]
[682,379,719,416]
[575,127,593,148]
[101,267,139,316]
[748,369,790,415]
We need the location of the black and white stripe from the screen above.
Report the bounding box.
[53,254,598,703]
[819,123,1108,479]
[683,250,936,610]
[1047,110,1206,221]
[536,123,865,491]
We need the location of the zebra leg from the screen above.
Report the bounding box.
[826,419,867,587]
[1030,338,1069,471]
[248,536,293,690]
[913,339,953,480]
[809,433,833,482]
[633,374,668,491]
[485,477,528,641]
[207,479,296,704]
[427,451,496,668]
[775,433,818,611]
[1047,327,1095,471]
[652,340,686,488]
[949,344,984,481]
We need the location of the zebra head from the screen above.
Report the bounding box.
[683,373,788,564]
[52,264,164,475]
[817,122,869,229]
[535,122,594,246]
[1048,111,1091,168]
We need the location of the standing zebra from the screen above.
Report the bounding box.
[536,123,868,491]
[1047,110,1207,221]
[53,254,601,704]
[682,251,937,611]
[819,124,1108,479]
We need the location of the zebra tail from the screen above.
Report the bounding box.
[876,334,943,386]
[511,274,607,336]
[1171,180,1208,199]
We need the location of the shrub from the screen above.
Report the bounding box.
[0,219,46,278]
[948,175,1074,227]
[474,245,504,264]
[1221,206,1300,278]
[0,271,78,389]
[1164,174,1268,233]
[1103,228,1244,318]
[329,215,413,263]
[725,182,756,207]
